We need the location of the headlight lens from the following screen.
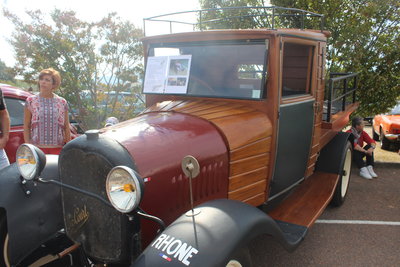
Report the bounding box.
[106,166,143,213]
[16,144,40,180]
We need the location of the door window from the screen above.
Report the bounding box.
[282,43,314,97]
[5,97,25,126]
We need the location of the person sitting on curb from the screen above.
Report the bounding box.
[347,116,377,179]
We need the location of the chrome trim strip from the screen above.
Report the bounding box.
[267,177,305,202]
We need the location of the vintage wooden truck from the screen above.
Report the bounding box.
[0,7,359,267]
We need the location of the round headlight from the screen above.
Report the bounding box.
[106,166,144,213]
[16,144,46,180]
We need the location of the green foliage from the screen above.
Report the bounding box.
[3,9,144,129]
[0,59,15,82]
[199,0,400,116]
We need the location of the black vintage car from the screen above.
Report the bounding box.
[1,7,359,267]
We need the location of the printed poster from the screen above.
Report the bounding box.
[143,55,192,94]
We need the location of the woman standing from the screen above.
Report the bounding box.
[23,68,71,154]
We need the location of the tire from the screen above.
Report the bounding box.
[372,129,379,141]
[226,247,253,267]
[380,129,390,150]
[0,211,9,267]
[330,141,352,207]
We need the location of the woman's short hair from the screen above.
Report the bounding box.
[38,68,61,89]
[351,116,363,127]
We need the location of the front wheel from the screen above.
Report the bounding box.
[372,129,379,141]
[380,129,390,150]
[0,212,10,267]
[330,141,352,207]
[226,247,253,267]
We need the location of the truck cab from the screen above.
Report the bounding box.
[1,7,359,267]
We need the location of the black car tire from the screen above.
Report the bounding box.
[331,141,352,207]
[380,129,390,150]
[372,129,379,141]
[0,212,9,267]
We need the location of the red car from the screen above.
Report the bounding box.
[0,83,32,163]
[373,101,400,149]
[0,83,78,162]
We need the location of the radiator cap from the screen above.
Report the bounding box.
[85,129,100,140]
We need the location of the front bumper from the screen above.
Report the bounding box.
[385,133,400,141]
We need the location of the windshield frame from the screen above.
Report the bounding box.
[143,39,269,101]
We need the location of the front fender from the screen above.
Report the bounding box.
[133,199,306,267]
[0,155,63,265]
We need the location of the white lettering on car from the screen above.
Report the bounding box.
[159,235,175,251]
[167,239,182,254]
[151,234,199,266]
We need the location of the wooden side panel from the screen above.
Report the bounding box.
[228,180,267,201]
[211,112,272,150]
[143,100,273,206]
[304,42,326,178]
[229,167,268,191]
[320,102,359,148]
[230,138,271,161]
[230,153,270,177]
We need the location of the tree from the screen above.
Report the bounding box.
[3,9,144,129]
[0,59,15,83]
[199,0,400,116]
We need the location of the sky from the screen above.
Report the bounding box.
[0,0,201,66]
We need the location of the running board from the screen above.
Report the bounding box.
[268,171,339,228]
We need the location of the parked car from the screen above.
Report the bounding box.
[0,83,32,163]
[1,7,360,267]
[372,101,400,150]
[0,83,79,162]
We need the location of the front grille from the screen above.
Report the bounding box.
[60,148,132,262]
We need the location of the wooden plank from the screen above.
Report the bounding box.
[178,101,231,113]
[304,165,315,178]
[173,100,207,111]
[160,100,184,111]
[309,143,319,157]
[201,108,254,120]
[242,193,266,206]
[321,122,332,129]
[145,102,169,112]
[229,167,268,191]
[330,103,358,131]
[230,153,270,176]
[211,111,272,150]
[319,128,338,149]
[191,104,244,116]
[315,114,322,124]
[307,153,318,166]
[230,137,271,161]
[228,180,267,201]
[268,171,339,227]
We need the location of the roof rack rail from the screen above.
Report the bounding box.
[143,6,324,36]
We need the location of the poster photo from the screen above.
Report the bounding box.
[143,55,192,94]
[143,56,168,93]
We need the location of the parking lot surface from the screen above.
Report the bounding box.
[250,162,400,266]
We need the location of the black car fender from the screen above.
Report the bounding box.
[0,155,63,265]
[133,199,306,267]
[315,131,353,174]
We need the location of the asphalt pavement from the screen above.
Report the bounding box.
[250,163,400,266]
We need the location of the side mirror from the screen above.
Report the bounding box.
[16,144,46,181]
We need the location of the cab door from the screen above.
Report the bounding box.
[269,38,318,199]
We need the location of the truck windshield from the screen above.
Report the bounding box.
[144,40,268,100]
